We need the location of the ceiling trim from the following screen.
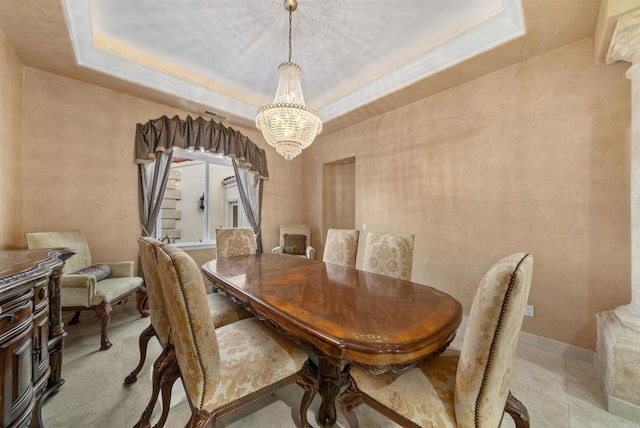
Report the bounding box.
[319,0,526,121]
[62,0,525,125]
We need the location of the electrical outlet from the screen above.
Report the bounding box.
[524,304,535,317]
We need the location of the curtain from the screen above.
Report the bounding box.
[138,151,173,237]
[233,159,264,253]
[135,115,269,179]
[135,115,268,248]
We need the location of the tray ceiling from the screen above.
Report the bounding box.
[62,0,525,124]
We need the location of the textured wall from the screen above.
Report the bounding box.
[0,30,24,250]
[303,39,632,349]
[21,67,302,263]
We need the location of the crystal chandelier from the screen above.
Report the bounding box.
[256,0,322,160]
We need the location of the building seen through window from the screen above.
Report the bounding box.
[157,150,249,246]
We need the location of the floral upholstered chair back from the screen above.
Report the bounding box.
[455,252,533,427]
[155,243,221,411]
[362,232,415,281]
[322,229,359,269]
[138,237,170,345]
[215,228,257,258]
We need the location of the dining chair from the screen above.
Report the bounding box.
[136,241,317,428]
[126,238,251,425]
[362,232,415,280]
[272,224,316,259]
[322,228,360,268]
[25,230,145,350]
[215,227,257,258]
[339,252,534,428]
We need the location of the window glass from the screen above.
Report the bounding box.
[157,151,248,246]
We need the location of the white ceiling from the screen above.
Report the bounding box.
[62,0,525,124]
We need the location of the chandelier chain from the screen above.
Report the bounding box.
[288,6,293,62]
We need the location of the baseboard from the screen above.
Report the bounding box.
[607,394,640,422]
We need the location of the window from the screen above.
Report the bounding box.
[156,151,249,247]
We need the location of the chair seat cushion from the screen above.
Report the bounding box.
[92,277,143,306]
[207,293,252,327]
[201,317,308,412]
[350,348,460,427]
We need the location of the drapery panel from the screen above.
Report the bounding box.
[232,159,264,253]
[139,151,173,237]
[135,115,269,179]
[136,115,268,253]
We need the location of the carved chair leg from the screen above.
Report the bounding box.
[124,324,157,385]
[186,409,211,428]
[154,359,181,428]
[504,390,530,428]
[95,300,113,350]
[338,379,363,428]
[296,360,319,428]
[68,311,81,325]
[137,286,150,317]
[134,347,175,428]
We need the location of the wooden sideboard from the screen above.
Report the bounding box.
[0,248,75,428]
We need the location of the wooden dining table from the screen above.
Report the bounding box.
[201,253,462,427]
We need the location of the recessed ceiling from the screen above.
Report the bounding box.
[61,0,525,125]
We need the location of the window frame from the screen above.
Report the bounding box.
[156,151,235,249]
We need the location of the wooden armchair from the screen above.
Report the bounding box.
[25,230,145,350]
[272,224,316,259]
[339,253,534,428]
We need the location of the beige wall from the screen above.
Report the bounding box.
[322,159,356,239]
[303,39,632,350]
[21,67,303,263]
[0,30,24,249]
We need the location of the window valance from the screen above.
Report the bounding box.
[135,115,269,179]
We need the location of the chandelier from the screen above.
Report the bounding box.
[256,0,322,160]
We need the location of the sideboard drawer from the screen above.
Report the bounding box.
[0,292,34,338]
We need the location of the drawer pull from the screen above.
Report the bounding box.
[0,313,16,322]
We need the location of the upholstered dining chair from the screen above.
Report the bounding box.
[134,241,317,428]
[215,227,257,258]
[272,224,316,259]
[25,230,145,350]
[362,232,415,280]
[126,238,252,424]
[339,252,534,428]
[322,228,360,269]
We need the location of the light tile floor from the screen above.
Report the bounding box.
[41,300,640,427]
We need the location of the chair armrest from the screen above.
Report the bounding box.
[102,261,136,278]
[61,274,96,307]
[306,246,316,260]
[272,246,284,254]
[61,274,96,288]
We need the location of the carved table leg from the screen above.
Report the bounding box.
[317,358,350,427]
[125,324,157,384]
[296,360,319,428]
